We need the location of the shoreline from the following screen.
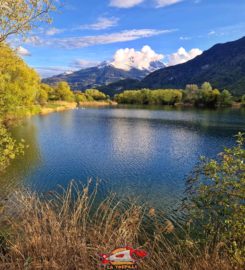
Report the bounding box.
[39,101,78,115]
[78,100,118,107]
[39,100,118,115]
[39,101,243,116]
[117,101,243,109]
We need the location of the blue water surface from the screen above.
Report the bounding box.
[2,107,245,212]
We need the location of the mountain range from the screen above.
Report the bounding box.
[43,60,165,91]
[44,36,245,96]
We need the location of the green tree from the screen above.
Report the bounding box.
[185,133,245,264]
[85,89,107,101]
[115,89,182,105]
[184,84,199,104]
[218,89,233,107]
[0,0,56,175]
[183,83,222,107]
[186,84,199,92]
[198,87,221,107]
[0,0,55,43]
[212,88,221,98]
[201,82,212,92]
[36,83,53,105]
[37,89,48,106]
[74,92,87,103]
[0,44,40,120]
[54,82,74,102]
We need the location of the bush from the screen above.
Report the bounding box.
[185,133,245,264]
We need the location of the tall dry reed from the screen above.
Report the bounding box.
[0,181,240,270]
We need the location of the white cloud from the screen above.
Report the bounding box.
[24,35,43,45]
[111,45,164,70]
[180,36,191,40]
[208,30,216,36]
[78,17,119,30]
[167,47,202,66]
[38,17,118,36]
[110,0,144,8]
[46,27,65,36]
[155,0,183,8]
[27,29,173,49]
[16,46,31,56]
[72,59,100,68]
[109,0,187,8]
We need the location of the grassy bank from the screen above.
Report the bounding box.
[0,182,240,270]
[78,100,117,107]
[39,100,118,116]
[40,101,78,115]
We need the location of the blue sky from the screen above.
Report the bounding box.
[15,0,245,77]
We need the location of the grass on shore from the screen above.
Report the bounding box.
[40,101,77,115]
[39,100,117,115]
[78,100,117,107]
[0,181,240,270]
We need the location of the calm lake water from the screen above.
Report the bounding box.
[1,107,245,213]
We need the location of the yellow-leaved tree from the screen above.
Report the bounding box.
[0,44,40,120]
[0,0,55,172]
[0,0,55,43]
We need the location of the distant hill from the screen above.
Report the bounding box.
[142,36,245,96]
[43,61,165,91]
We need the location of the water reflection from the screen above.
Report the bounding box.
[111,111,154,159]
[0,121,41,198]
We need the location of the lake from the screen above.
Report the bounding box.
[1,107,245,214]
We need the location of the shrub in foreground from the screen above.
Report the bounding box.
[185,132,245,264]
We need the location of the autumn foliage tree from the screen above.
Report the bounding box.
[0,44,40,171]
[0,0,55,43]
[85,89,107,101]
[0,44,40,120]
[54,81,74,102]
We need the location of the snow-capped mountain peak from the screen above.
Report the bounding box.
[109,59,165,72]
